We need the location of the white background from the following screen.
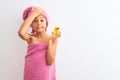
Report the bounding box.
[0,0,120,80]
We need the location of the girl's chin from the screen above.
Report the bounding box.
[36,30,45,33]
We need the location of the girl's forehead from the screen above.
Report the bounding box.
[35,15,45,19]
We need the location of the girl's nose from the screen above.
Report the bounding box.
[38,20,41,25]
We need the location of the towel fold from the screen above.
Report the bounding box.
[24,43,56,80]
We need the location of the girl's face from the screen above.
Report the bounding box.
[31,15,47,33]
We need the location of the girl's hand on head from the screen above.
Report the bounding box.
[29,7,45,17]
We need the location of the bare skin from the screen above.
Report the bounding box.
[18,7,61,65]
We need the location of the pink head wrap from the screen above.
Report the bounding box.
[22,6,49,33]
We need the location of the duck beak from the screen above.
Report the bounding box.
[56,27,59,30]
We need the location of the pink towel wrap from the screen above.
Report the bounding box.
[24,43,56,80]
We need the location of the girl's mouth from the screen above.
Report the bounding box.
[36,27,44,29]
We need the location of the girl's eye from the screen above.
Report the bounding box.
[41,20,44,22]
[33,20,38,22]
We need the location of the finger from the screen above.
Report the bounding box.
[59,31,61,36]
[57,31,61,37]
[32,7,36,10]
[51,32,53,35]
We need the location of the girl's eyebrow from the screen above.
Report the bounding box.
[35,17,45,20]
[40,17,45,19]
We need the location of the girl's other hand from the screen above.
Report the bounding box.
[52,31,61,39]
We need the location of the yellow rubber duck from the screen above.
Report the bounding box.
[53,26,60,35]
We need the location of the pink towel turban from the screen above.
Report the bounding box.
[22,6,49,33]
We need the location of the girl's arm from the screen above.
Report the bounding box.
[46,38,58,65]
[46,30,61,65]
[18,13,36,41]
[18,7,43,41]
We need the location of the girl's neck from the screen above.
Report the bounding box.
[35,31,47,39]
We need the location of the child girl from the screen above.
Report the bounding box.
[18,6,61,80]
